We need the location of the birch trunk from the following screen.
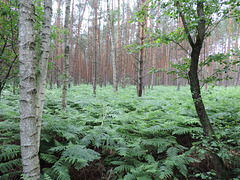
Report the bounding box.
[36,0,52,150]
[62,0,71,109]
[123,0,130,88]
[19,0,39,178]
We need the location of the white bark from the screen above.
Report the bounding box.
[36,0,52,150]
[19,1,40,179]
[19,0,52,178]
[62,0,71,109]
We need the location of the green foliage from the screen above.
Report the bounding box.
[1,85,240,179]
[0,0,19,94]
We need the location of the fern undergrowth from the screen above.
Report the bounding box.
[0,85,240,179]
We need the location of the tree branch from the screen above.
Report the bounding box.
[177,1,195,47]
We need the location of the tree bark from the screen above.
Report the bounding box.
[179,2,229,179]
[69,0,74,82]
[36,0,52,150]
[234,24,239,87]
[73,0,87,85]
[55,0,62,88]
[93,0,98,95]
[137,0,146,97]
[62,0,71,109]
[104,14,110,86]
[19,1,40,178]
[123,0,130,88]
[107,0,117,92]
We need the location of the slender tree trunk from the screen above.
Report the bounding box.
[19,1,39,178]
[104,16,110,86]
[62,0,71,109]
[86,15,90,84]
[121,0,125,88]
[234,24,239,87]
[93,0,98,95]
[55,0,62,88]
[179,2,229,179]
[226,10,231,87]
[73,0,87,85]
[36,0,52,150]
[123,0,130,88]
[137,0,146,97]
[98,8,102,87]
[107,0,117,92]
[117,0,121,86]
[69,0,74,84]
[151,6,160,90]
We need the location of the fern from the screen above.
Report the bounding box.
[61,144,100,169]
[0,158,21,174]
[52,160,71,180]
[1,85,240,179]
[0,145,20,161]
[40,153,58,164]
[42,173,53,180]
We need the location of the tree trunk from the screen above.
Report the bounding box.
[68,0,74,83]
[73,0,87,85]
[86,15,90,84]
[62,0,71,109]
[117,0,121,87]
[123,0,130,88]
[55,0,62,88]
[179,2,229,179]
[151,5,159,90]
[104,14,110,86]
[19,0,40,178]
[137,0,146,97]
[93,0,98,95]
[234,24,239,87]
[107,0,117,92]
[36,0,52,150]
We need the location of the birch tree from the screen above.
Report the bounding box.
[62,0,71,109]
[19,0,52,178]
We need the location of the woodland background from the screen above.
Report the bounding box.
[0,0,240,179]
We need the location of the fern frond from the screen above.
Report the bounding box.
[167,147,179,158]
[158,165,174,179]
[0,170,21,180]
[52,161,70,180]
[114,164,134,173]
[61,144,100,169]
[43,173,53,180]
[49,143,66,153]
[40,153,58,164]
[141,138,176,153]
[123,173,136,180]
[0,145,20,161]
[0,158,21,174]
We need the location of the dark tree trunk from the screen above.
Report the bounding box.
[179,2,229,179]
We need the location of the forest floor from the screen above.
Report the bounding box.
[0,85,240,179]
